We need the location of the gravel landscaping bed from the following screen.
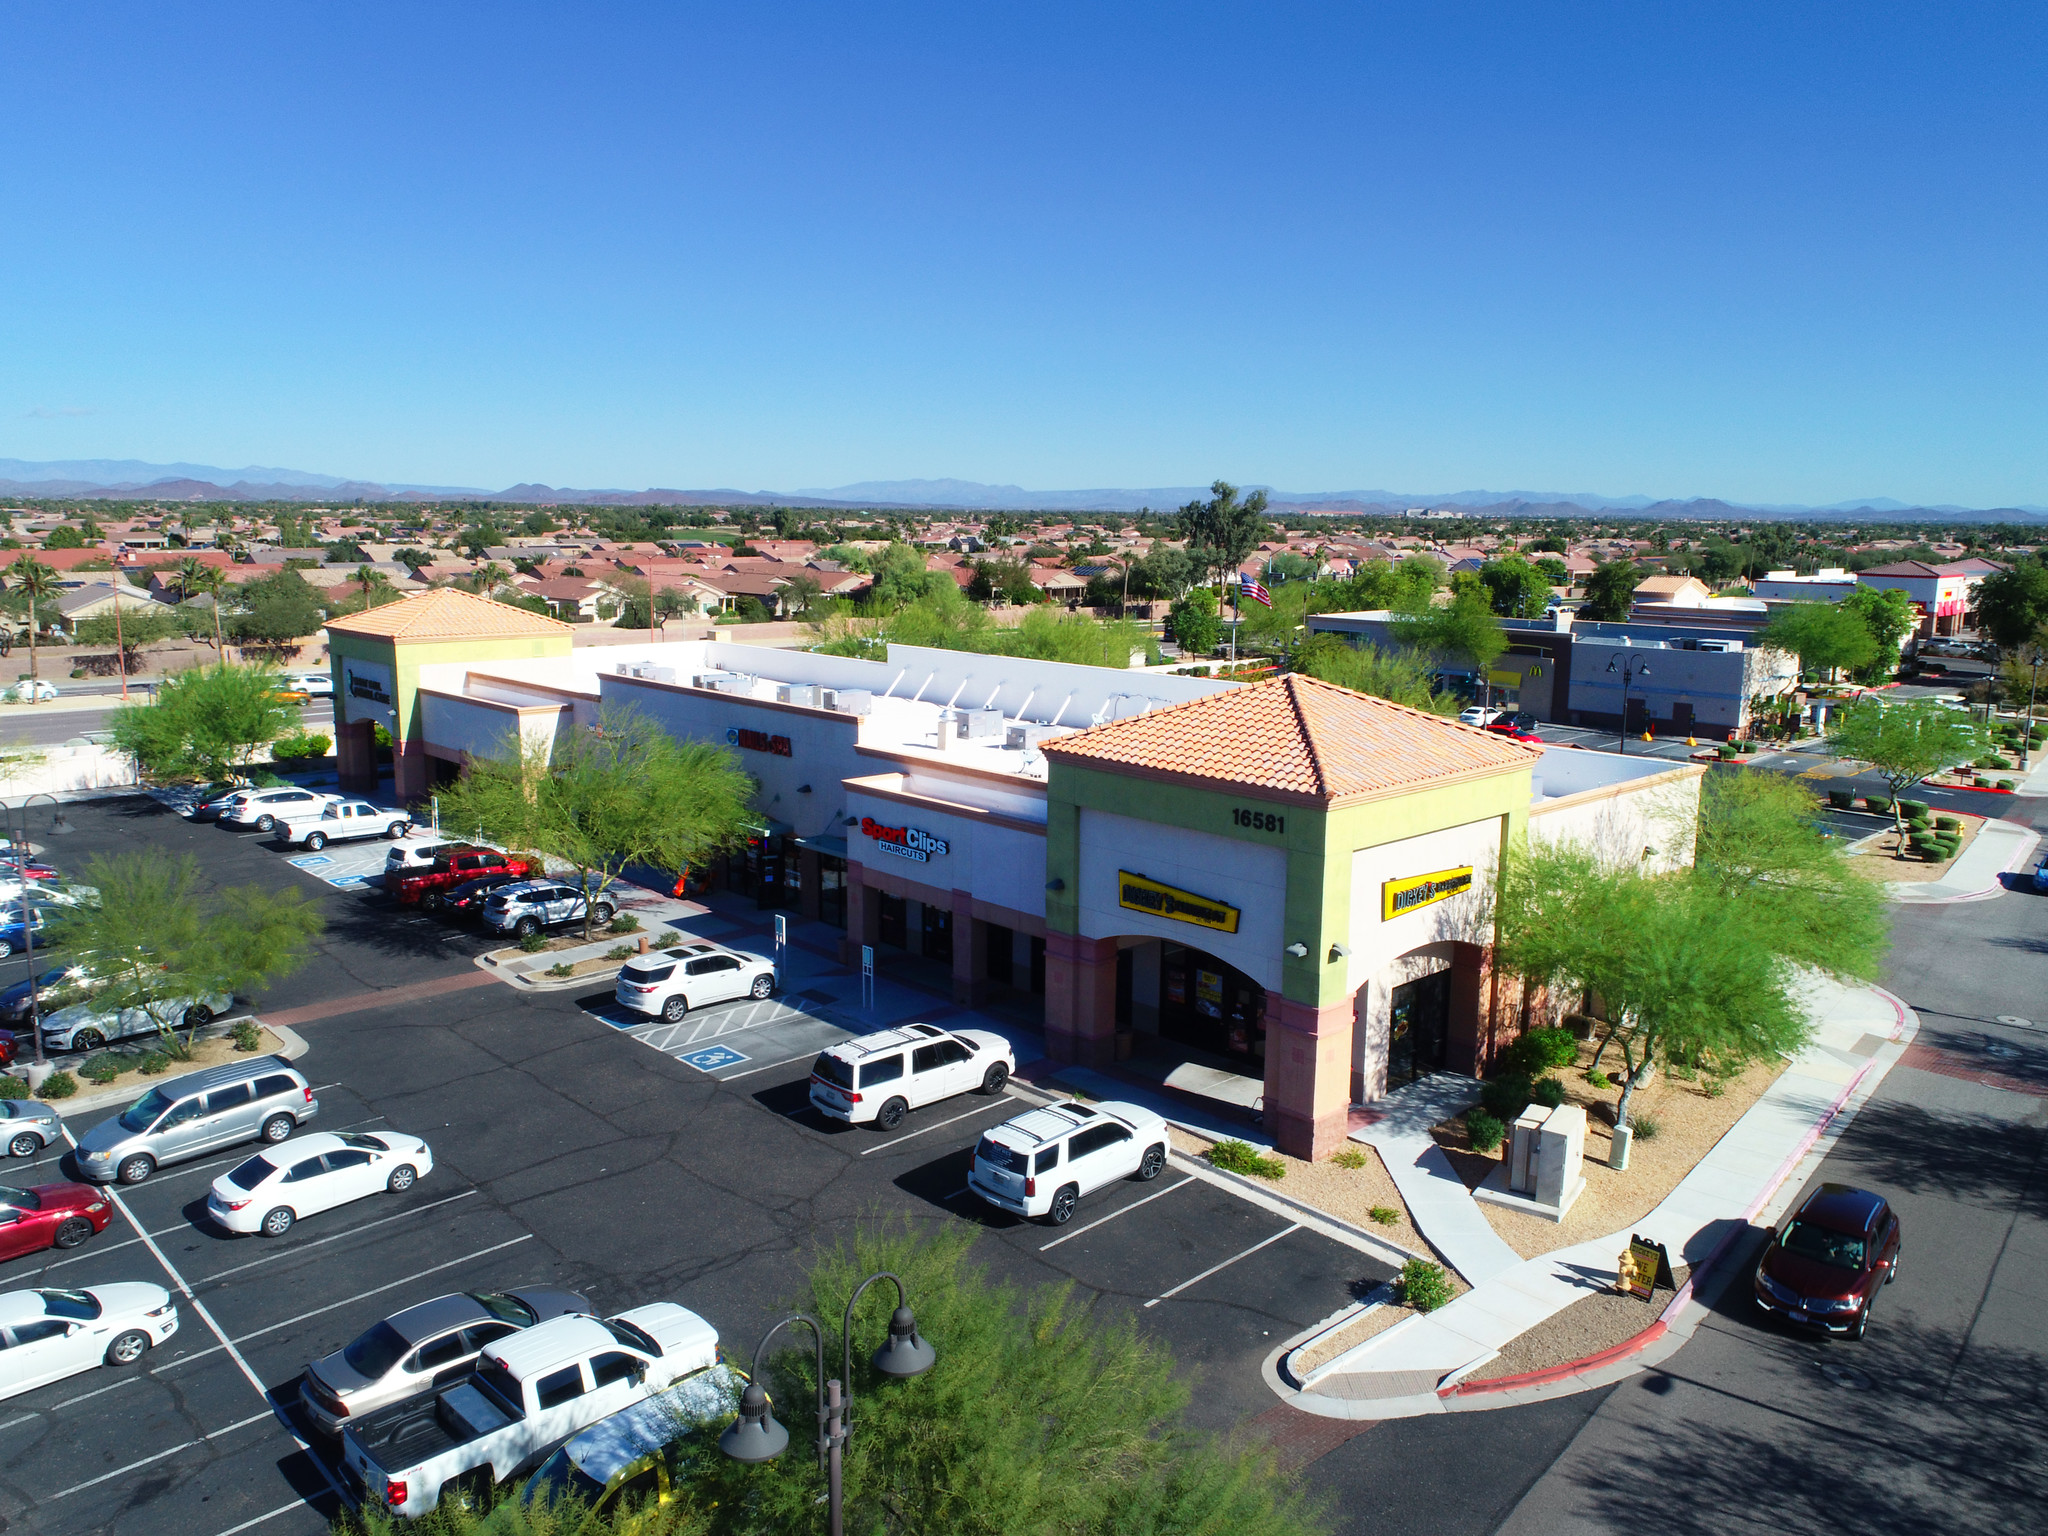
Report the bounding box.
[1462,1271,1685,1382]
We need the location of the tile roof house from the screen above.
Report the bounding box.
[324,586,573,644]
[1039,672,1540,807]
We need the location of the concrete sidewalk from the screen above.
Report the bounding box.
[1274,973,1919,1418]
[1349,1075,1522,1285]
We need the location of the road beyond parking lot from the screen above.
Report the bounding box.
[0,795,1395,1536]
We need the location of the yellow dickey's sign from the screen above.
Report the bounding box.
[1117,871,1242,934]
[1382,866,1475,921]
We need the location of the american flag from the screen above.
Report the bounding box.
[1239,572,1272,607]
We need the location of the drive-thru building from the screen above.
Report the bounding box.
[330,589,1702,1159]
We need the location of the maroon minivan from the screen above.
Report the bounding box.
[1753,1183,1901,1340]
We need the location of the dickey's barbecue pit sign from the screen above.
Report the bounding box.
[1382,866,1474,921]
[1117,871,1242,935]
[859,817,949,862]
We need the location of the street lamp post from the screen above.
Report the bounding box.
[1606,652,1652,755]
[2025,645,2045,770]
[4,793,74,1067]
[720,1272,935,1536]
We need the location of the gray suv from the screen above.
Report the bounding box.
[74,1056,319,1185]
[480,881,615,939]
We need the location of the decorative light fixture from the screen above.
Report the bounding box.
[1045,878,1065,892]
[1285,942,1309,959]
[1329,942,1350,961]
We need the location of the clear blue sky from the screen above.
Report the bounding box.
[5,4,2044,506]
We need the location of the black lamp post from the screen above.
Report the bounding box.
[720,1273,934,1536]
[1607,652,1651,755]
[5,794,74,1067]
[2024,643,2046,771]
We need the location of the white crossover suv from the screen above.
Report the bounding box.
[969,1099,1171,1224]
[808,1023,1015,1130]
[613,942,777,1022]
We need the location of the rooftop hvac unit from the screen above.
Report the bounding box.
[778,683,819,708]
[958,707,1005,740]
[1695,639,1742,653]
[1005,722,1059,751]
[826,688,872,716]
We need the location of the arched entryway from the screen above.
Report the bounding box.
[1353,941,1481,1102]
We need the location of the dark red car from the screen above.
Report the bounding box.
[1752,1183,1900,1339]
[0,1029,16,1068]
[1485,712,1542,742]
[0,1182,115,1261]
[0,856,60,882]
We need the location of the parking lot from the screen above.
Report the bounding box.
[0,795,1393,1536]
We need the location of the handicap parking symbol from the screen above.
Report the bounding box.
[678,1044,749,1073]
[289,855,334,869]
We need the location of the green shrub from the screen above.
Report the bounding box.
[1531,1075,1567,1109]
[1398,1258,1454,1313]
[1465,1108,1506,1153]
[1863,795,1892,815]
[1586,1068,1614,1090]
[1900,798,1928,816]
[1998,778,2016,790]
[0,1075,25,1100]
[607,912,641,934]
[1368,1205,1401,1226]
[1504,1026,1579,1075]
[39,1070,76,1099]
[605,943,638,961]
[1479,1072,1533,1122]
[231,1018,262,1052]
[517,931,548,953]
[270,731,332,762]
[1329,1146,1368,1170]
[1716,744,1738,760]
[1631,1112,1661,1139]
[1827,789,1854,809]
[136,1050,171,1075]
[1934,815,1961,831]
[80,1056,122,1085]
[546,961,575,978]
[1976,755,2007,769]
[1206,1139,1286,1180]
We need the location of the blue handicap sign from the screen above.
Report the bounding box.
[678,1044,749,1073]
[289,855,334,869]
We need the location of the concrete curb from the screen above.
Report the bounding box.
[477,953,631,992]
[24,1020,313,1119]
[1263,982,1921,1419]
[1168,1153,1426,1272]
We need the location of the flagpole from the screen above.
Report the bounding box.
[1229,572,1239,667]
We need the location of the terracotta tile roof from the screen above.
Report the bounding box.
[324,586,571,643]
[1039,672,1540,805]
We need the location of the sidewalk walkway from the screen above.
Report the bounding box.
[1350,1075,1522,1285]
[1279,973,1918,1417]
[1889,817,2037,904]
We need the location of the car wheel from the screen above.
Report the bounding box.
[261,1206,295,1238]
[9,1132,40,1158]
[515,917,540,939]
[53,1216,94,1248]
[303,832,326,851]
[979,1061,1010,1095]
[661,995,688,1023]
[184,1004,214,1028]
[1886,1250,1900,1285]
[255,814,275,832]
[386,1163,417,1193]
[386,822,410,839]
[875,1096,908,1131]
[1046,1185,1080,1225]
[1137,1143,1166,1181]
[105,1329,151,1366]
[1847,1306,1869,1341]
[117,1153,155,1184]
[0,939,12,959]
[423,892,446,912]
[73,1028,106,1052]
[591,903,615,925]
[261,1114,295,1144]
[750,973,774,1000]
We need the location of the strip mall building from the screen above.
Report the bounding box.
[326,590,1701,1158]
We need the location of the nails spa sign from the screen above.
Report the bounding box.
[858,816,950,863]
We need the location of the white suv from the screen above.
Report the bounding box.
[219,787,341,832]
[613,942,777,1021]
[808,1024,1015,1130]
[969,1100,1171,1225]
[481,880,616,938]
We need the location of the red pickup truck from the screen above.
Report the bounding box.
[393,848,535,906]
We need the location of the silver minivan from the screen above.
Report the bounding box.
[73,1055,319,1186]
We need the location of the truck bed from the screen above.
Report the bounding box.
[345,1380,515,1475]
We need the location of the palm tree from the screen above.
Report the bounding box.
[6,554,60,701]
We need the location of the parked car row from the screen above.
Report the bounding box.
[192,784,414,847]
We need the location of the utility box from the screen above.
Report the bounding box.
[1534,1105,1586,1209]
[1508,1105,1551,1195]
[1479,1100,1588,1223]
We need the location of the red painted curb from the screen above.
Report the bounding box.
[1442,1320,1669,1396]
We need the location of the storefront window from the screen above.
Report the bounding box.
[1388,972,1451,1086]
[878,893,907,950]
[985,923,1014,985]
[921,905,953,964]
[817,857,846,930]
[723,835,800,911]
[1158,943,1265,1062]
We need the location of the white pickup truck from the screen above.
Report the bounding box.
[338,1303,719,1518]
[277,798,414,851]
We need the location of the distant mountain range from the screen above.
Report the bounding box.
[1,459,2042,521]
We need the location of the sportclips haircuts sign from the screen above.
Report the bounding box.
[859,816,949,863]
[1382,866,1474,921]
[726,726,793,757]
[1117,871,1241,935]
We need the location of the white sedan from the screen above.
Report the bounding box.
[0,681,60,704]
[1458,705,1504,727]
[0,1285,178,1401]
[277,798,413,850]
[208,1130,433,1238]
[283,672,335,697]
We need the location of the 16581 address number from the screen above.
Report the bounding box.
[1231,807,1285,833]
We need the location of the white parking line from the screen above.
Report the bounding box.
[857,1097,1016,1156]
[205,1497,312,1536]
[47,1371,145,1411]
[48,1407,273,1500]
[1142,1224,1299,1308]
[0,1412,37,1433]
[228,1234,534,1346]
[195,1190,478,1285]
[721,1050,827,1082]
[1039,1177,1194,1252]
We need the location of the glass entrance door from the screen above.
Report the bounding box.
[1387,971,1451,1086]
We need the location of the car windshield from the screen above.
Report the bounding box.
[473,1291,539,1327]
[335,1133,390,1152]
[342,1320,412,1378]
[120,1087,177,1133]
[525,1448,608,1510]
[975,1136,1029,1174]
[1780,1219,1865,1271]
[0,1186,41,1211]
[36,1289,100,1320]
[227,1155,277,1191]
[603,1317,662,1357]
[812,1053,853,1089]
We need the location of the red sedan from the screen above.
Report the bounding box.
[0,1183,114,1261]
[1752,1183,1901,1340]
[1485,712,1543,742]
